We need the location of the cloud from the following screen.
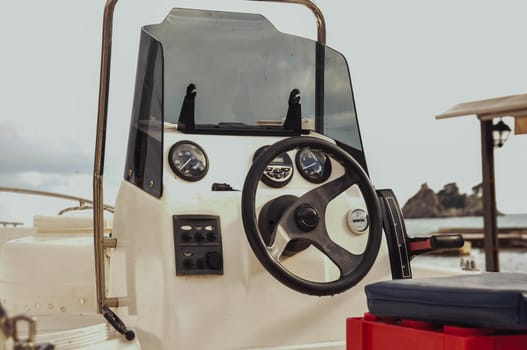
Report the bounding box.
[0,121,93,175]
[0,172,82,189]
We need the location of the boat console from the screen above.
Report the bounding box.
[100,6,463,349]
[104,9,388,349]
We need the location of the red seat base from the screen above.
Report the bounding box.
[347,314,527,350]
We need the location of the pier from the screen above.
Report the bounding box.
[435,227,527,249]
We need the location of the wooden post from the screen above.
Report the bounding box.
[480,119,499,271]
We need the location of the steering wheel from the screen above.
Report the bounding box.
[241,136,382,296]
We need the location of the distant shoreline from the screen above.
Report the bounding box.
[402,182,501,219]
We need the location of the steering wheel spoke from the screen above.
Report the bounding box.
[267,225,293,261]
[316,237,362,277]
[313,174,356,207]
[296,174,356,217]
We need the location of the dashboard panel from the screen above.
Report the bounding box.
[166,138,336,188]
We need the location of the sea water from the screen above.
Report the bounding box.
[405,213,527,272]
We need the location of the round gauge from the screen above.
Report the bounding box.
[169,141,209,182]
[295,148,332,183]
[347,209,369,235]
[253,146,294,188]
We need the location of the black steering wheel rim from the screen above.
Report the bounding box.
[241,136,382,296]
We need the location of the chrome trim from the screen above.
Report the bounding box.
[0,187,114,213]
[249,0,326,44]
[104,238,118,249]
[267,225,291,261]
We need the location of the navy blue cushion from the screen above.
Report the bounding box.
[366,273,527,329]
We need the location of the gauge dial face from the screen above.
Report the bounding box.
[295,148,332,183]
[347,209,369,235]
[254,146,293,188]
[169,141,209,182]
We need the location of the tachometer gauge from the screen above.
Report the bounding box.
[253,146,293,188]
[295,148,331,183]
[169,141,209,182]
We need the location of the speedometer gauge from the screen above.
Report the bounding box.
[169,141,209,182]
[295,148,331,183]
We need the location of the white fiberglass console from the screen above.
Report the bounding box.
[105,8,392,349]
[110,132,392,350]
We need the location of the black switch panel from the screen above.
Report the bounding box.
[173,215,223,276]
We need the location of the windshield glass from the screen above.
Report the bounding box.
[140,8,362,151]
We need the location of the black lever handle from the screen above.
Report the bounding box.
[102,305,135,341]
[408,234,464,255]
[430,234,464,249]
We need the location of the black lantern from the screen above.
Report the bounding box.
[492,119,511,148]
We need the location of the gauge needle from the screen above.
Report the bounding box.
[302,162,318,170]
[179,158,192,170]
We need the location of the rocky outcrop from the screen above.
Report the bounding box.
[402,183,443,218]
[402,182,493,218]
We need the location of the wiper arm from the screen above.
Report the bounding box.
[177,83,197,131]
[283,88,302,131]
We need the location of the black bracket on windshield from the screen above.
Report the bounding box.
[177,83,197,132]
[176,84,302,136]
[283,88,302,131]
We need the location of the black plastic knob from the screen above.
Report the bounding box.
[196,259,205,269]
[183,259,193,269]
[207,232,217,242]
[295,204,320,232]
[206,252,222,270]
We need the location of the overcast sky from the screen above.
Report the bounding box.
[1,0,527,224]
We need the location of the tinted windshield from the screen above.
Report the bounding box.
[140,8,362,151]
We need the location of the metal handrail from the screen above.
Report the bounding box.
[93,0,327,313]
[248,0,326,44]
[94,0,119,313]
[0,221,23,227]
[0,187,114,213]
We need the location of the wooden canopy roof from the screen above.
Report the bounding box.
[436,93,527,134]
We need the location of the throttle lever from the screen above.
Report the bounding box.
[408,234,464,256]
[377,188,465,280]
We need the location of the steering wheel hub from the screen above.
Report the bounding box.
[295,204,320,232]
